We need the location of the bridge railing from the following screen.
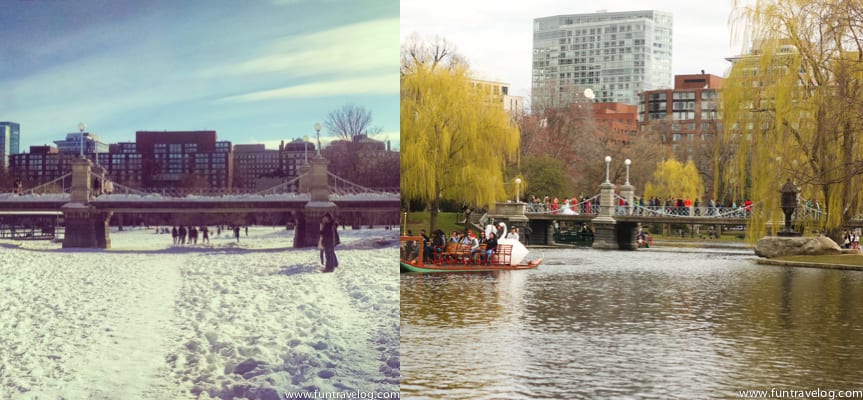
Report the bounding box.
[627,205,754,218]
[525,195,600,216]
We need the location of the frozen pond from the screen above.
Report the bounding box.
[0,226,399,399]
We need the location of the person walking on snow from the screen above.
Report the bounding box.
[319,212,340,273]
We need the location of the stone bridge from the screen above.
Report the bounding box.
[0,156,399,249]
[488,179,835,249]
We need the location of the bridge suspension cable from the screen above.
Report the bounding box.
[327,172,399,196]
[21,173,73,195]
[251,174,305,196]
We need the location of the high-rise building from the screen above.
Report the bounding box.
[0,125,9,170]
[0,122,20,157]
[532,10,673,106]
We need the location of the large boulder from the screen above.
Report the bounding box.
[754,236,842,258]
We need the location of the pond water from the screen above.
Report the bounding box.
[400,248,863,399]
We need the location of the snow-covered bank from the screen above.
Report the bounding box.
[0,227,399,399]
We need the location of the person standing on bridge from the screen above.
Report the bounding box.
[201,226,210,244]
[233,225,240,242]
[179,225,187,245]
[172,226,178,245]
[319,212,339,273]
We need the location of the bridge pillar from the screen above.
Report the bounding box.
[592,181,618,249]
[296,156,337,248]
[62,206,112,249]
[597,181,616,219]
[620,184,635,216]
[70,158,92,203]
[63,159,112,248]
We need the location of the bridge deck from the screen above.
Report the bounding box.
[0,198,398,214]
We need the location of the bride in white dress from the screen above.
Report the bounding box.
[561,198,577,215]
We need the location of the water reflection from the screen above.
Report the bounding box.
[401,249,863,399]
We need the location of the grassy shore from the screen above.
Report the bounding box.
[647,231,746,243]
[403,211,467,236]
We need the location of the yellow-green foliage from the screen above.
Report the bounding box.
[722,0,863,240]
[644,159,704,201]
[400,62,520,208]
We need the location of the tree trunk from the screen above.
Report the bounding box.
[429,198,439,234]
[822,185,843,244]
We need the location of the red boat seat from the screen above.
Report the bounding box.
[492,244,512,265]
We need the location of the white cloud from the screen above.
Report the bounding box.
[203,17,398,79]
[218,73,397,103]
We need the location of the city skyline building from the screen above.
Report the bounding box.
[637,73,723,160]
[470,79,526,116]
[233,139,314,191]
[532,10,673,106]
[132,131,232,189]
[0,125,9,170]
[0,121,21,167]
[53,132,109,155]
[8,130,364,193]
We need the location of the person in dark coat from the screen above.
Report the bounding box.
[319,212,340,272]
[233,226,240,242]
[172,226,178,245]
[201,226,209,244]
[179,225,187,245]
[484,232,498,265]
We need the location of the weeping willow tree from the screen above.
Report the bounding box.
[644,159,705,202]
[401,36,520,231]
[722,0,863,241]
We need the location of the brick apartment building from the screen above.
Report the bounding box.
[636,73,723,160]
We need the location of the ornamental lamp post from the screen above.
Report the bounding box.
[624,158,631,186]
[604,155,612,184]
[515,178,522,203]
[314,122,322,157]
[78,122,86,159]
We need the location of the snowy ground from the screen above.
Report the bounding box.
[0,226,399,399]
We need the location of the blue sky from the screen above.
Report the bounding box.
[1,0,399,151]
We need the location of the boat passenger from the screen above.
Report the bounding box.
[471,231,486,262]
[484,232,498,265]
[506,228,519,241]
[449,231,460,243]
